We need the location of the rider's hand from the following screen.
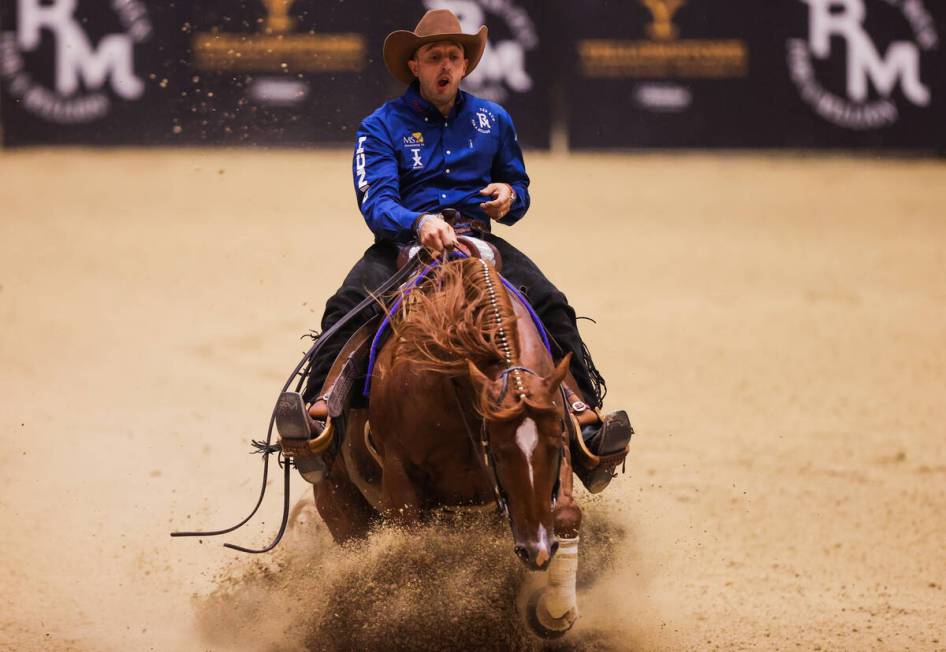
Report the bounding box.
[479,183,516,220]
[417,214,458,254]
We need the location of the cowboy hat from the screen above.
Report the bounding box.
[383,9,488,85]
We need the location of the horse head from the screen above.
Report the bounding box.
[467,353,572,571]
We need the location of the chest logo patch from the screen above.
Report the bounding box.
[473,108,495,134]
[403,132,425,147]
[410,148,424,169]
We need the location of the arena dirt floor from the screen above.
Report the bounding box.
[1,148,944,651]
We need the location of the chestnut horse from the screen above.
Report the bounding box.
[312,254,584,635]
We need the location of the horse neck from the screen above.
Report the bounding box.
[507,291,551,376]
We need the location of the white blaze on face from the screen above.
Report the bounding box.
[534,523,550,568]
[515,418,539,488]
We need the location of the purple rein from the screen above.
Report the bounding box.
[362,250,552,396]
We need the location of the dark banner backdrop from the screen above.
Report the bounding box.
[0,0,185,146]
[563,0,946,151]
[1,0,945,152]
[562,0,757,148]
[174,1,396,146]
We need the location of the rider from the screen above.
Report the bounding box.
[281,9,632,493]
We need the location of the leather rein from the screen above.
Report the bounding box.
[170,256,423,553]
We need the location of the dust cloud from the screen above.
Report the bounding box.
[195,499,665,651]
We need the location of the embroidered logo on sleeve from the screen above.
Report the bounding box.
[355,135,369,191]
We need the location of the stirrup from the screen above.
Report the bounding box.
[275,391,313,440]
[275,391,334,484]
[570,410,633,494]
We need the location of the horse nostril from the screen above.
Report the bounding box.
[514,545,529,562]
[550,540,560,557]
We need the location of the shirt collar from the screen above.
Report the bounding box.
[402,80,467,120]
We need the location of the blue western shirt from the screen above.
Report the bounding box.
[352,81,531,242]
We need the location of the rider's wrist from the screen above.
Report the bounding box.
[414,213,442,236]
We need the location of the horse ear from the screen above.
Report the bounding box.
[467,359,491,389]
[546,352,572,391]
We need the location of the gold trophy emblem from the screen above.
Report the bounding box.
[641,0,686,41]
[262,0,296,34]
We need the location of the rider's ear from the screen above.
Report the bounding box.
[546,352,572,392]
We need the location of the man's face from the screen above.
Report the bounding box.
[408,41,468,105]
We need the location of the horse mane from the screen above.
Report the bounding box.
[388,257,559,423]
[389,257,518,379]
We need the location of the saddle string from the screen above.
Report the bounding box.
[169,256,422,552]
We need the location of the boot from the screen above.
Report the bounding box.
[569,409,633,494]
[274,391,330,484]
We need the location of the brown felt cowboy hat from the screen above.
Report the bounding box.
[383,9,488,85]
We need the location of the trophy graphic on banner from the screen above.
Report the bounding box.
[641,0,685,41]
[263,0,296,34]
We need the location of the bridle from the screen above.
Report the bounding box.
[451,256,565,520]
[453,258,565,525]
[450,371,565,521]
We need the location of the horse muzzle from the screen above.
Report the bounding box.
[514,536,559,571]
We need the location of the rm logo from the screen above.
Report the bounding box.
[18,0,144,99]
[0,0,151,123]
[787,0,938,129]
[804,0,928,105]
[472,108,495,134]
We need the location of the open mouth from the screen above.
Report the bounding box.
[437,77,450,90]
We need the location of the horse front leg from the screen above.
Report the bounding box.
[313,456,377,543]
[379,444,423,525]
[528,434,581,638]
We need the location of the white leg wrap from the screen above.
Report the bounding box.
[542,536,579,619]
